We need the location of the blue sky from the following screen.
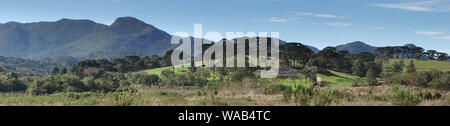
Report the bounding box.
[0,0,449,52]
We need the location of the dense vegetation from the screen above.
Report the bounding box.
[0,40,448,106]
[0,56,61,76]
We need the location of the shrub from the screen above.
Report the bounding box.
[94,78,119,92]
[292,87,334,106]
[293,86,313,106]
[428,74,450,90]
[366,68,378,86]
[27,75,86,95]
[112,91,141,106]
[282,87,293,103]
[389,86,422,106]
[0,79,27,92]
[142,74,160,85]
[129,73,160,85]
[264,85,288,95]
[401,73,427,87]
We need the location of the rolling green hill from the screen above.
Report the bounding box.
[389,59,450,72]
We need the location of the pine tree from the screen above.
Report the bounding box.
[351,59,365,77]
[406,60,416,73]
[50,67,59,75]
[366,68,378,86]
[60,67,68,74]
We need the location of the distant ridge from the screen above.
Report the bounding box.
[0,17,174,59]
[335,41,377,54]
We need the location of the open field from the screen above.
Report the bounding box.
[318,71,359,88]
[389,59,450,72]
[1,84,448,106]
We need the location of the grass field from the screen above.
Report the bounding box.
[318,71,359,88]
[389,59,450,72]
[140,66,187,76]
[138,59,448,89]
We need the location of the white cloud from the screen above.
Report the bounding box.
[294,12,343,18]
[415,31,444,35]
[266,17,299,23]
[373,0,450,12]
[254,11,344,23]
[269,17,288,22]
[434,35,450,39]
[113,0,121,3]
[373,3,431,12]
[324,22,351,27]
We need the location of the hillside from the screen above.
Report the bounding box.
[335,41,377,54]
[0,17,174,59]
[0,56,60,76]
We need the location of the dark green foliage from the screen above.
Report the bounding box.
[0,56,61,76]
[376,45,424,59]
[314,47,352,72]
[352,59,365,77]
[400,71,449,90]
[71,55,163,77]
[365,68,378,86]
[60,67,68,74]
[0,74,27,92]
[406,60,416,73]
[280,43,314,68]
[129,73,160,85]
[27,74,87,95]
[392,60,405,73]
[51,67,59,75]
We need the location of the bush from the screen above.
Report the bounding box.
[401,73,427,87]
[0,79,27,92]
[160,69,209,86]
[129,73,160,85]
[293,87,334,106]
[264,85,288,95]
[142,74,160,85]
[26,75,85,95]
[429,74,450,90]
[94,78,119,92]
[282,87,293,103]
[389,86,422,106]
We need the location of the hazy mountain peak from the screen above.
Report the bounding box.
[111,17,146,27]
[4,21,21,25]
[110,16,153,34]
[336,41,377,54]
[404,44,417,49]
[57,18,96,24]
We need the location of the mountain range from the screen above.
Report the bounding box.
[0,17,173,59]
[0,17,418,59]
[335,41,377,54]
